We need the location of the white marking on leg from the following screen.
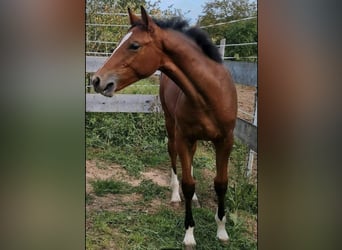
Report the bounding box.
[215,212,229,242]
[183,226,196,246]
[170,169,181,202]
[192,193,198,201]
[191,165,198,201]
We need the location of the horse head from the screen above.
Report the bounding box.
[91,6,162,97]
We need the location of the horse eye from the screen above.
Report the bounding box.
[128,42,141,51]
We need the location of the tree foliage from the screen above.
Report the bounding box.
[198,0,257,61]
[86,0,189,55]
[86,0,161,55]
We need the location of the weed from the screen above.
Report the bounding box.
[227,140,257,214]
[86,112,168,176]
[228,182,257,214]
[135,179,168,201]
[91,179,134,196]
[193,155,215,169]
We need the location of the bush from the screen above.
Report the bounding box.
[227,140,257,214]
[86,113,166,148]
[86,112,168,175]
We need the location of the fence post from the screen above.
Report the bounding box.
[246,91,257,177]
[87,74,91,93]
[219,38,226,60]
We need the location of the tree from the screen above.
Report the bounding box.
[86,0,162,55]
[198,0,257,61]
[86,0,190,55]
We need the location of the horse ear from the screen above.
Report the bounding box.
[140,6,154,32]
[128,7,140,25]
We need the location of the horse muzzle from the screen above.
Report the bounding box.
[91,76,117,97]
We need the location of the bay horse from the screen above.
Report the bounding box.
[92,6,237,248]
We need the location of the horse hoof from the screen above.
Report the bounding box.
[184,242,196,250]
[170,195,182,204]
[184,245,196,250]
[183,227,196,249]
[170,201,181,208]
[170,192,181,203]
[217,231,229,243]
[218,237,230,244]
[170,197,181,203]
[217,234,230,244]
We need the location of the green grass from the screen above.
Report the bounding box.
[135,179,168,201]
[87,144,169,177]
[90,179,168,202]
[118,78,159,95]
[86,113,257,249]
[91,179,135,196]
[86,112,168,176]
[87,207,256,250]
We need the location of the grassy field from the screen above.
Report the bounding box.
[86,112,257,250]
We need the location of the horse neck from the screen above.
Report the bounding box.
[159,30,225,107]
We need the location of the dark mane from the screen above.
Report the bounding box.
[152,17,223,63]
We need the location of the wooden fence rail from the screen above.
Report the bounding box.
[86,94,257,151]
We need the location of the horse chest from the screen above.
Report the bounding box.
[175,112,222,140]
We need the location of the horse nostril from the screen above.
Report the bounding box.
[92,76,100,87]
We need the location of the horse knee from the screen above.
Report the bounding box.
[182,180,195,200]
[214,179,228,196]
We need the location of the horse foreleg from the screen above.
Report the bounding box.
[176,135,197,247]
[213,133,234,243]
[169,142,181,203]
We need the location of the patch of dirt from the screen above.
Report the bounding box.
[235,84,257,123]
[86,160,171,213]
[87,193,143,213]
[86,160,140,193]
[234,84,258,177]
[142,168,170,187]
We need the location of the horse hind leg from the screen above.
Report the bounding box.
[169,144,199,205]
[191,165,199,202]
[167,130,181,203]
[169,140,199,205]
